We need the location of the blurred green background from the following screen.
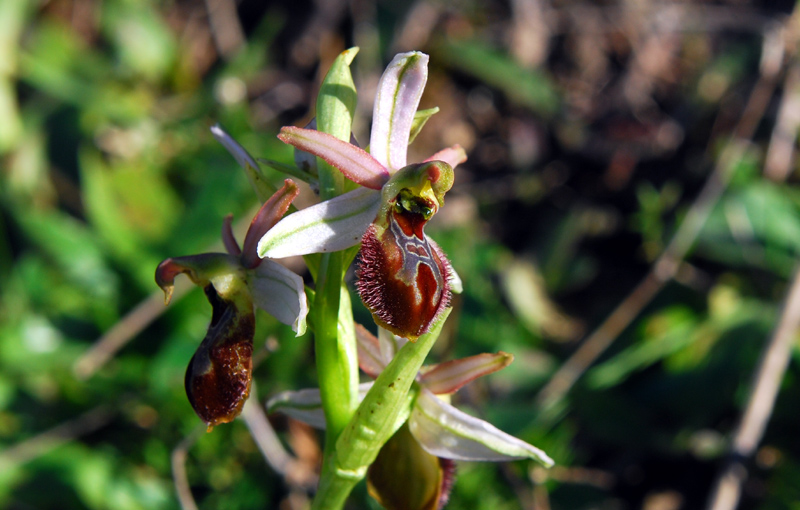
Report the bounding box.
[3,0,800,508]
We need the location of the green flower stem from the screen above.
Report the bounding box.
[311,309,451,510]
[312,47,360,451]
[312,251,359,444]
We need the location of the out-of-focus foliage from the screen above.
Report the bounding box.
[3,0,800,509]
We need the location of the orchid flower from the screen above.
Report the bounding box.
[254,51,467,340]
[155,180,309,429]
[268,325,554,509]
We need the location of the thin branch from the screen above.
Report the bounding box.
[535,25,784,415]
[171,425,205,510]
[204,0,245,60]
[765,63,800,181]
[0,406,113,467]
[240,384,296,479]
[73,278,192,380]
[705,266,800,510]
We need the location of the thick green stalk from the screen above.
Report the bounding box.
[311,310,451,510]
[312,252,357,443]
[313,47,360,446]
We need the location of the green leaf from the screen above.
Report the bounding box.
[409,107,439,144]
[437,39,559,117]
[102,1,177,82]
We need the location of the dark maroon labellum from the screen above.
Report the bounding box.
[356,198,451,340]
[185,285,254,430]
[367,423,455,510]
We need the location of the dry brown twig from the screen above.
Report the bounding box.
[241,384,318,490]
[0,405,113,468]
[705,266,800,510]
[73,279,192,380]
[203,0,245,60]
[171,425,205,510]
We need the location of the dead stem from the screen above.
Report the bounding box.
[240,384,306,484]
[171,424,205,510]
[203,0,245,60]
[0,406,113,467]
[73,279,192,380]
[705,267,800,510]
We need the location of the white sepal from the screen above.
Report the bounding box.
[266,387,327,429]
[248,260,309,336]
[257,187,380,259]
[267,383,374,429]
[409,389,554,467]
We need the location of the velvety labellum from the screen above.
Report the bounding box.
[356,201,451,340]
[185,285,254,430]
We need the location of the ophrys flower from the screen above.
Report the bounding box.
[156,180,308,429]
[255,51,466,339]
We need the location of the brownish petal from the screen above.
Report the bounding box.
[221,214,241,257]
[241,179,300,268]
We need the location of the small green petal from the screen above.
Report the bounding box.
[409,107,439,144]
